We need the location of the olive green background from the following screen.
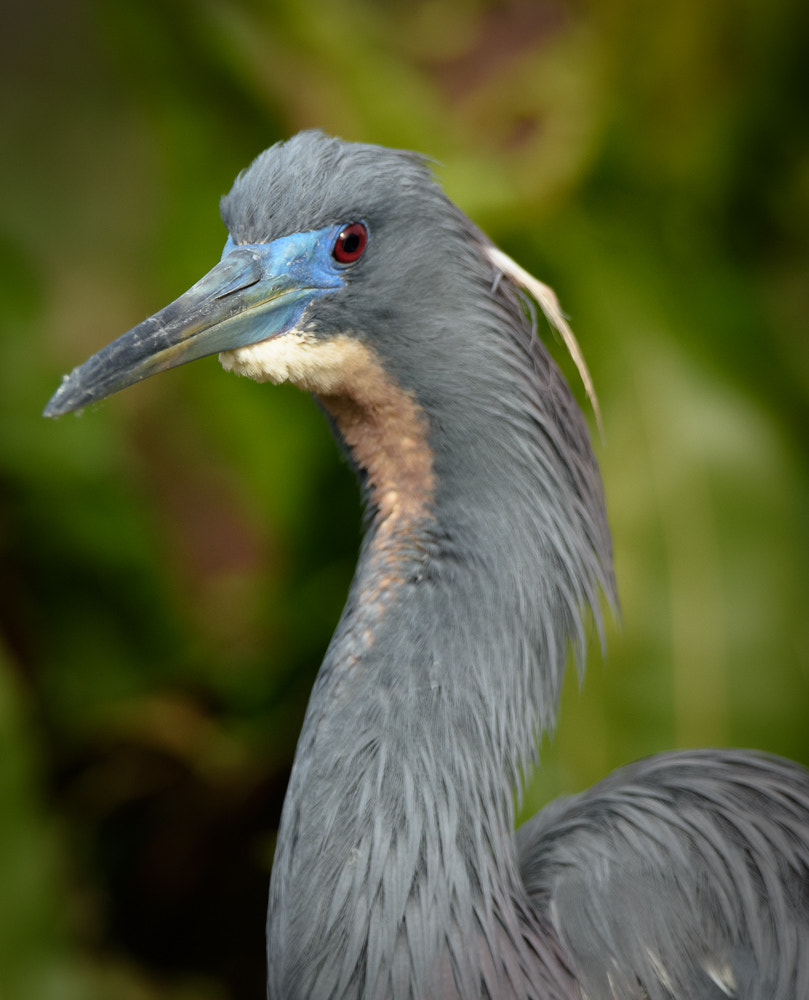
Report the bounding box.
[2,1,807,997]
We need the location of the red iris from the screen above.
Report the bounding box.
[332,222,368,264]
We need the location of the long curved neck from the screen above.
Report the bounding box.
[265,286,611,999]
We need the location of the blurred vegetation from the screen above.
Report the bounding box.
[1,0,807,996]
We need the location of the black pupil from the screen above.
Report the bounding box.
[342,231,360,254]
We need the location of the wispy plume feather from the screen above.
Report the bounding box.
[485,246,603,440]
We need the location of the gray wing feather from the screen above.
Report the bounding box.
[517,749,809,1000]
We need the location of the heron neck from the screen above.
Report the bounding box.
[267,411,589,998]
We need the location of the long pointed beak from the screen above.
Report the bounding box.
[44,232,341,417]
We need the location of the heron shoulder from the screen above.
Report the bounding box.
[517,749,809,1000]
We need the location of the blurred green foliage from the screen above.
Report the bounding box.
[1,0,807,996]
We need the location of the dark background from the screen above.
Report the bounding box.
[1,1,807,997]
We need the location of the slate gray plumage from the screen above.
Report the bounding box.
[46,131,809,999]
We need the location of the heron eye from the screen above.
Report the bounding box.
[332,222,368,264]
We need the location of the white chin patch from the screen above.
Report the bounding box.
[219,330,371,396]
[218,330,310,385]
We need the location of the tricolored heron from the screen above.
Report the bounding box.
[45,131,809,999]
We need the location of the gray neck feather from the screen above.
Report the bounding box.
[266,268,613,999]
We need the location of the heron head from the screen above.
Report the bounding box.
[43,131,473,418]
